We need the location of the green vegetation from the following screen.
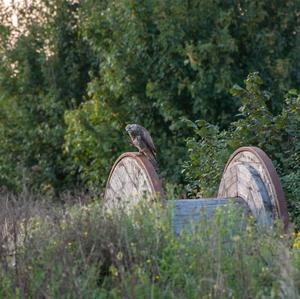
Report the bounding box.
[1,194,300,298]
[183,73,300,228]
[0,0,93,192]
[1,2,300,295]
[0,0,299,194]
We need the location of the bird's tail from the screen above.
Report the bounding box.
[148,154,159,173]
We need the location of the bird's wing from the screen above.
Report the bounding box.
[141,127,156,156]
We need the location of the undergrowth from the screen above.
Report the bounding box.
[0,192,300,298]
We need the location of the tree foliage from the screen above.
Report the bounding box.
[0,0,93,192]
[65,0,300,190]
[0,0,299,193]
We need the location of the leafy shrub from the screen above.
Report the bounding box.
[1,192,300,298]
[64,97,127,191]
[0,0,94,192]
[183,73,300,228]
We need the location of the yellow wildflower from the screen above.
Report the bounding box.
[116,251,123,261]
[232,235,240,241]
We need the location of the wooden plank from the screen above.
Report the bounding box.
[167,198,233,235]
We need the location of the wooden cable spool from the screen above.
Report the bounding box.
[104,152,163,209]
[104,147,289,232]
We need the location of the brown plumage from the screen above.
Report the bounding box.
[125,124,158,171]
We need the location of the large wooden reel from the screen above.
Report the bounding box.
[104,152,163,209]
[104,147,289,230]
[218,147,289,228]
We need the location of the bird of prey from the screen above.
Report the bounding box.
[125,124,158,171]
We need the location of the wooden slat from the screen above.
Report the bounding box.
[168,198,233,235]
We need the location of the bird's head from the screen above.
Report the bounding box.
[125,124,132,133]
[125,124,138,133]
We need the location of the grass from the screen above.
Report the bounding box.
[1,191,300,298]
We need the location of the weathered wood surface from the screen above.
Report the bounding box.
[218,147,289,229]
[104,152,163,209]
[169,198,232,235]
